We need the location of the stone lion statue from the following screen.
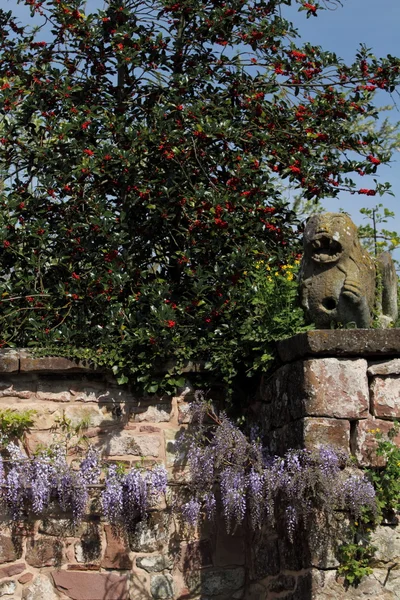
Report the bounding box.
[299,212,398,328]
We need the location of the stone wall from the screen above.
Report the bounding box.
[0,350,246,600]
[0,333,399,599]
[249,330,400,600]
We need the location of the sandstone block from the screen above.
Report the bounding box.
[19,573,33,584]
[368,359,400,376]
[0,377,35,399]
[354,419,400,466]
[39,519,84,537]
[0,534,22,563]
[177,402,191,424]
[36,378,105,403]
[303,358,369,419]
[250,535,280,578]
[129,513,169,553]
[179,540,213,572]
[261,358,368,428]
[164,429,188,467]
[0,350,19,373]
[269,417,350,455]
[26,537,63,568]
[136,555,172,573]
[266,574,296,594]
[303,417,350,451]
[370,375,400,418]
[0,580,16,596]
[52,571,129,600]
[310,568,395,599]
[20,352,93,373]
[0,562,25,579]
[214,529,244,567]
[278,329,400,362]
[75,523,101,564]
[150,574,174,599]
[22,574,59,600]
[185,567,245,596]
[131,404,172,423]
[370,524,400,567]
[245,583,267,600]
[101,525,132,570]
[107,431,161,457]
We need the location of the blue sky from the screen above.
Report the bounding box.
[5,0,400,240]
[288,0,400,239]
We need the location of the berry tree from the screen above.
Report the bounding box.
[0,0,399,391]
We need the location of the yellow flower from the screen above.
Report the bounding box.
[286,272,294,281]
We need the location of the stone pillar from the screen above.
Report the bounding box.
[248,330,400,600]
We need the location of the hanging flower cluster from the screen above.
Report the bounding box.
[0,444,167,528]
[178,398,377,540]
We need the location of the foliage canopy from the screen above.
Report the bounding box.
[0,0,399,391]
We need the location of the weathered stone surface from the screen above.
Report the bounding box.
[36,378,106,403]
[245,583,267,600]
[370,524,400,567]
[278,329,400,363]
[179,540,213,572]
[214,529,244,567]
[354,419,400,466]
[107,431,161,457]
[266,574,296,594]
[164,429,188,467]
[67,564,100,571]
[251,535,280,579]
[303,358,369,419]
[370,375,400,418]
[299,213,381,329]
[136,555,172,573]
[22,574,59,600]
[0,350,19,373]
[131,404,172,423]
[0,580,16,596]
[19,573,33,584]
[101,525,132,570]
[39,519,84,537]
[368,359,400,376]
[129,513,169,553]
[0,534,22,563]
[20,351,96,373]
[310,568,395,599]
[63,404,119,428]
[303,417,350,451]
[177,402,191,424]
[261,358,368,428]
[374,568,400,598]
[52,571,129,600]
[150,574,174,599]
[74,539,101,564]
[186,568,245,596]
[269,417,350,455]
[0,562,25,579]
[0,377,35,399]
[26,537,63,568]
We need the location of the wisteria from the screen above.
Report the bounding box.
[101,463,167,531]
[178,399,378,541]
[0,443,167,530]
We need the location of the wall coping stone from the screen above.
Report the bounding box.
[0,349,206,376]
[277,329,400,363]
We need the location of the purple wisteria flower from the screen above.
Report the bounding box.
[102,465,123,524]
[181,498,201,527]
[80,447,101,485]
